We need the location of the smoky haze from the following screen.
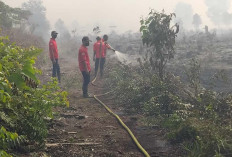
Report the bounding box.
[22,0,50,41]
[205,0,232,26]
[2,0,232,35]
[174,2,193,29]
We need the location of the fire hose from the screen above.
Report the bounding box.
[91,59,150,157]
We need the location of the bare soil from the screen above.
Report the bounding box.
[22,56,183,157]
[48,56,184,157]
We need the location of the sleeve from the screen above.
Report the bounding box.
[49,41,54,58]
[106,43,111,49]
[49,42,55,52]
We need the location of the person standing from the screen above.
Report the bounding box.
[93,36,102,77]
[99,34,115,77]
[49,31,61,83]
[78,36,92,98]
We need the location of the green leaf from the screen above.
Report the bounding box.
[8,73,26,89]
[140,25,146,32]
[22,60,37,81]
[0,150,12,157]
[0,63,2,71]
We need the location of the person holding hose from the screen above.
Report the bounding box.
[78,36,92,98]
[49,31,61,83]
[99,34,115,77]
[93,36,102,77]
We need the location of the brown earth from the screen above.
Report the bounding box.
[23,56,183,157]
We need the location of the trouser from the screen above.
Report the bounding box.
[81,71,90,95]
[95,58,105,77]
[52,59,61,82]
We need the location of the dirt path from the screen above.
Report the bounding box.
[39,57,182,157]
[45,89,143,157]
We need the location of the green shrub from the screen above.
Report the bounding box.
[107,60,232,156]
[0,36,69,155]
[168,124,198,143]
[0,126,25,157]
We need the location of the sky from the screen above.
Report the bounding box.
[2,0,232,34]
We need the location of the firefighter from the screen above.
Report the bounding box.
[93,36,102,77]
[49,31,61,83]
[78,36,92,98]
[99,34,115,77]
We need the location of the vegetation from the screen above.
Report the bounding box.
[140,9,179,80]
[0,2,70,156]
[108,59,232,156]
[0,36,68,156]
[0,1,30,28]
[1,0,232,156]
[105,10,232,157]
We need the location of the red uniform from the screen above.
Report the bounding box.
[49,38,58,59]
[78,45,91,72]
[101,40,110,58]
[93,41,102,58]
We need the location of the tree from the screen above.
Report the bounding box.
[22,0,50,40]
[93,26,101,34]
[192,13,202,30]
[0,1,30,28]
[184,58,201,97]
[140,9,179,80]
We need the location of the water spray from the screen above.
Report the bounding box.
[112,51,141,65]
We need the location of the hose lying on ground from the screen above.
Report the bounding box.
[93,95,150,157]
[91,68,150,157]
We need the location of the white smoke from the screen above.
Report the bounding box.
[174,2,193,30]
[205,0,232,25]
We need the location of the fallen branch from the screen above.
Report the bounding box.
[46,142,100,147]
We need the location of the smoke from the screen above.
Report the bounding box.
[174,2,193,29]
[205,0,232,25]
[54,19,71,40]
[22,0,50,41]
[192,13,202,30]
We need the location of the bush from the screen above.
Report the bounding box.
[0,36,69,155]
[168,124,198,143]
[107,60,232,156]
[0,126,25,157]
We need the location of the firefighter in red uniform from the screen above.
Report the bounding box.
[49,31,61,83]
[99,34,115,77]
[93,36,102,77]
[78,36,92,98]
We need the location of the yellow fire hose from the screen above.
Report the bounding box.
[91,76,97,86]
[91,61,150,157]
[93,95,150,157]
